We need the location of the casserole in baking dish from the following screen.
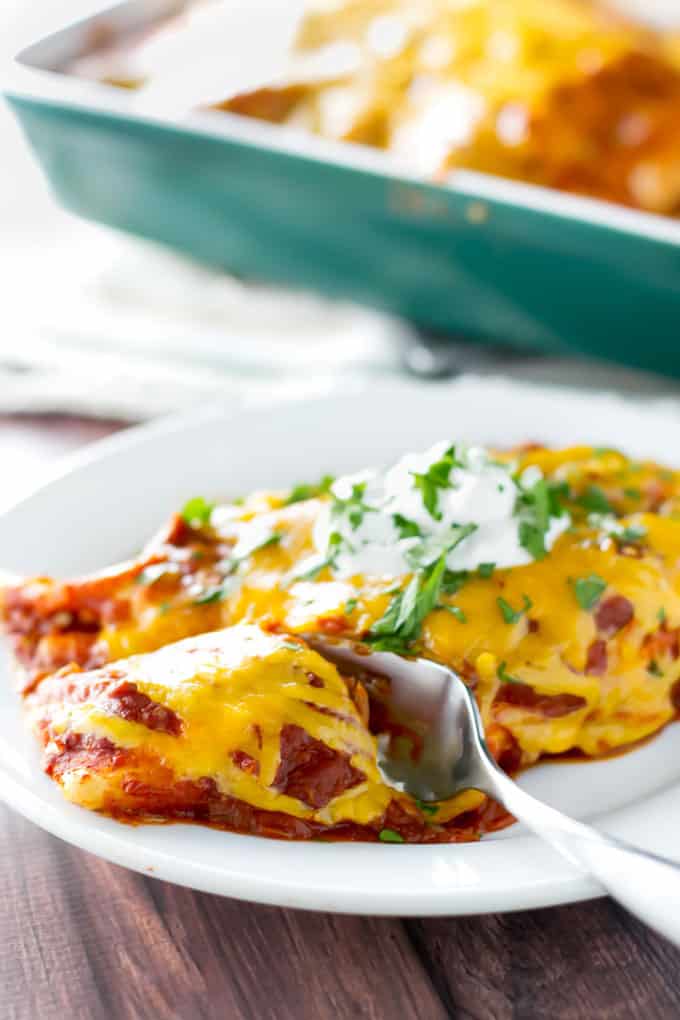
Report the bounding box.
[5,1,680,371]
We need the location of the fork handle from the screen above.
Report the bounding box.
[483,767,680,946]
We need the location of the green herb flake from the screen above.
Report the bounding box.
[415,799,439,817]
[618,524,647,545]
[288,554,333,583]
[477,562,496,579]
[331,482,372,532]
[648,660,664,678]
[624,488,641,501]
[368,554,448,654]
[158,602,171,616]
[441,570,469,594]
[392,514,422,539]
[498,661,522,685]
[573,574,607,611]
[437,603,467,623]
[410,446,460,521]
[405,523,477,571]
[378,828,405,844]
[344,597,358,616]
[497,594,532,625]
[578,485,612,515]
[181,496,215,528]
[285,474,335,505]
[515,477,567,562]
[658,607,667,624]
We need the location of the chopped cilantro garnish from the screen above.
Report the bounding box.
[441,570,469,594]
[405,523,477,571]
[498,661,522,685]
[415,800,438,817]
[378,828,405,843]
[648,660,664,678]
[344,597,358,616]
[618,524,647,545]
[658,607,667,624]
[234,530,283,561]
[578,485,612,514]
[368,554,448,653]
[288,554,333,583]
[392,514,422,539]
[477,562,495,579]
[181,497,215,528]
[437,603,467,623]
[497,594,532,625]
[285,475,334,505]
[624,488,641,501]
[331,482,372,531]
[516,478,567,562]
[573,574,607,610]
[411,446,460,521]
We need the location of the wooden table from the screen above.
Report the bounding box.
[2,416,680,1020]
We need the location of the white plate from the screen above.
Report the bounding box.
[3,376,680,916]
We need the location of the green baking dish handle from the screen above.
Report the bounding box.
[7,94,680,374]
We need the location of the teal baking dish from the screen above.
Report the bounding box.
[5,0,680,374]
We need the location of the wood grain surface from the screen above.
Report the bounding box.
[2,415,680,1020]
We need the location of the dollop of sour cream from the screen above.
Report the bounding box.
[312,441,569,579]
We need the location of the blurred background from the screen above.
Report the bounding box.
[2,0,680,423]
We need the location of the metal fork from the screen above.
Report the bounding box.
[308,637,680,945]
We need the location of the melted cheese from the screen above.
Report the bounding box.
[49,625,393,825]
[96,445,680,774]
[17,443,680,836]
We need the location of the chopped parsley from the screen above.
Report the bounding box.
[573,574,607,611]
[410,446,460,521]
[415,799,438,817]
[578,485,612,515]
[498,661,522,685]
[648,660,664,677]
[624,488,641,501]
[181,497,215,528]
[285,475,334,505]
[477,562,496,579]
[618,524,647,545]
[441,569,469,594]
[330,481,372,531]
[367,554,448,653]
[237,530,283,559]
[437,603,467,623]
[393,514,422,539]
[658,607,667,624]
[497,594,532,625]
[405,523,477,571]
[378,828,405,843]
[516,478,567,562]
[344,597,358,616]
